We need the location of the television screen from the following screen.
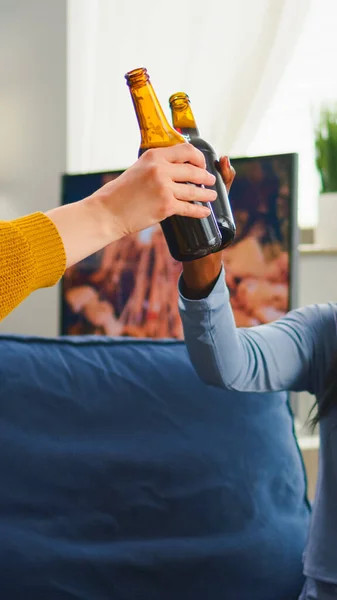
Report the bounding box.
[60,154,298,337]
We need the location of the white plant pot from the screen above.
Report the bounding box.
[315,192,337,247]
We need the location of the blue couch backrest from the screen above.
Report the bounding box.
[0,336,309,600]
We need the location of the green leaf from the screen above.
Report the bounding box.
[315,105,337,193]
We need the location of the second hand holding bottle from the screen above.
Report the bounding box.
[169,92,236,250]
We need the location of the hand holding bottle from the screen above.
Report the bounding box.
[170,93,236,249]
[97,144,217,238]
[48,144,216,269]
[181,156,236,300]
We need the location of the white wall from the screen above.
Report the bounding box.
[0,0,67,337]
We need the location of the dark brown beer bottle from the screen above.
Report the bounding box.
[169,92,236,249]
[125,68,221,262]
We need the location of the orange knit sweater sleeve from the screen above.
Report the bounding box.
[0,212,66,321]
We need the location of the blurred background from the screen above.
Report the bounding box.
[2,0,337,490]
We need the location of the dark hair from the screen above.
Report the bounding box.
[310,354,337,429]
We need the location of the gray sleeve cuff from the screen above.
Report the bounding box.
[178,266,229,313]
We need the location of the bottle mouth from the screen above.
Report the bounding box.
[125,67,149,87]
[169,92,190,109]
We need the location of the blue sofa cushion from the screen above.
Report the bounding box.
[0,336,310,599]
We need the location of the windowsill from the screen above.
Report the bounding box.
[299,244,337,255]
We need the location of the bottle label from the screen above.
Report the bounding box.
[174,126,190,142]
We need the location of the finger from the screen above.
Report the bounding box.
[173,200,212,219]
[161,143,207,169]
[217,156,236,192]
[173,182,217,203]
[168,162,216,187]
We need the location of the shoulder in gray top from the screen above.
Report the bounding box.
[178,267,337,584]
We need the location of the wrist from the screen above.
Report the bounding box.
[182,253,223,299]
[86,186,124,246]
[46,191,124,269]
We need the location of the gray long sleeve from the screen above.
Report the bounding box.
[179,268,337,395]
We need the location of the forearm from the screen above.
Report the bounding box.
[47,194,122,269]
[179,264,316,392]
[0,192,122,322]
[179,265,244,389]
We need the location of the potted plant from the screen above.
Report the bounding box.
[315,106,337,246]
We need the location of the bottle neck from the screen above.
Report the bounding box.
[126,72,186,150]
[176,126,200,141]
[170,94,200,140]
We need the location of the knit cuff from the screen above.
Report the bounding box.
[13,212,66,290]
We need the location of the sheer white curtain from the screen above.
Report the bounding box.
[247,0,337,228]
[67,0,311,173]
